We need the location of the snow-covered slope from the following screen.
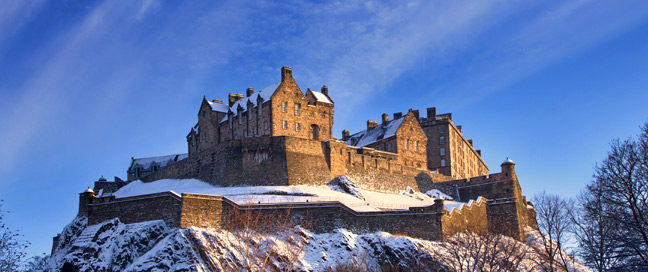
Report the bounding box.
[48,218,591,272]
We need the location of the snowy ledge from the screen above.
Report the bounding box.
[111,179,480,213]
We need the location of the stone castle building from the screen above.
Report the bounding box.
[73,67,537,247]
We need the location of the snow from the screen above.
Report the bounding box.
[443,197,484,215]
[113,178,485,212]
[206,100,229,112]
[311,91,332,104]
[49,219,592,271]
[346,116,404,147]
[228,81,279,117]
[425,189,453,200]
[129,154,188,170]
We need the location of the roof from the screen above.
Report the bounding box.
[219,81,281,123]
[129,154,189,170]
[311,91,332,104]
[206,100,229,112]
[346,117,404,147]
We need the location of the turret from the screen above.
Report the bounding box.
[78,187,95,217]
[501,158,516,180]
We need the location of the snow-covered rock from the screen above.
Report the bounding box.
[48,219,591,271]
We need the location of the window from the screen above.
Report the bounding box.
[229,116,233,128]
[238,114,242,125]
[295,103,300,115]
[405,139,409,150]
[295,123,300,131]
[282,120,287,129]
[321,111,326,118]
[387,143,391,152]
[192,136,196,146]
[248,107,252,120]
[244,130,248,137]
[254,126,258,135]
[259,103,263,116]
[441,159,446,167]
[282,102,287,113]
[440,147,445,156]
[264,121,268,130]
[439,126,445,134]
[440,136,445,145]
[415,141,419,152]
[322,127,326,135]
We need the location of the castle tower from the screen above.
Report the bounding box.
[501,158,516,180]
[78,187,95,217]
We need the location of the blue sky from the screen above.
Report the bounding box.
[1,0,648,256]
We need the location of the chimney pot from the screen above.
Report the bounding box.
[281,66,292,82]
[412,110,420,120]
[367,120,378,130]
[321,85,328,96]
[427,107,436,119]
[342,129,350,141]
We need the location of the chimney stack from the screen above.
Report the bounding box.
[381,113,389,125]
[281,66,292,82]
[321,85,328,96]
[468,139,473,146]
[228,93,244,107]
[212,99,223,104]
[412,110,420,120]
[427,107,436,119]
[457,125,462,133]
[342,130,350,141]
[246,87,254,97]
[367,120,378,130]
[394,112,403,119]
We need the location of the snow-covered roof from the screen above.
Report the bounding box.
[206,100,229,113]
[311,91,332,104]
[129,154,188,170]
[229,82,279,116]
[217,81,281,123]
[346,117,405,147]
[502,158,515,165]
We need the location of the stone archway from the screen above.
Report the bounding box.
[311,124,320,140]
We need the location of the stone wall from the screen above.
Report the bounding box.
[441,198,489,237]
[85,192,182,228]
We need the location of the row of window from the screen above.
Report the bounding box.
[281,120,327,135]
[404,139,420,152]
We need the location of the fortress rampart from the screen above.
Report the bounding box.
[141,135,453,194]
[79,191,494,241]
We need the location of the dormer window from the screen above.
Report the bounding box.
[258,103,263,116]
[248,106,252,120]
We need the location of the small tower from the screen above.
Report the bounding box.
[78,187,95,217]
[501,158,516,180]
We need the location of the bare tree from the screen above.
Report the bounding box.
[584,122,648,270]
[532,191,573,272]
[569,181,624,271]
[218,201,310,272]
[438,231,529,272]
[0,200,29,272]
